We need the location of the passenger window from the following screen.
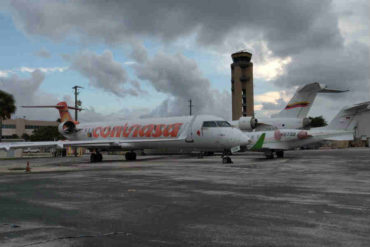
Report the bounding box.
[216,121,231,127]
[202,121,217,127]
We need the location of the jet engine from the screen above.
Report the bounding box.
[238,116,257,131]
[58,121,77,135]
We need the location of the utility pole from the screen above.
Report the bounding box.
[72,86,83,121]
[72,85,83,157]
[188,99,193,116]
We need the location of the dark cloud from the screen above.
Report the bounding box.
[8,0,369,119]
[34,48,51,58]
[11,0,341,56]
[272,42,370,112]
[132,49,231,119]
[66,50,139,97]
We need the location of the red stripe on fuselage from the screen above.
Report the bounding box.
[285,103,309,109]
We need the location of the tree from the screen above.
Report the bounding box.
[30,126,65,141]
[21,133,30,141]
[0,90,16,142]
[309,116,327,128]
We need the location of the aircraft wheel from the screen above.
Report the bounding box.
[90,153,97,163]
[131,152,137,161]
[125,152,137,161]
[198,152,204,159]
[276,150,284,158]
[96,152,103,162]
[265,151,274,159]
[222,157,233,164]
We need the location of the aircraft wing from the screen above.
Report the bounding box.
[0,138,187,151]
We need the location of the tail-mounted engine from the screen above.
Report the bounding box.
[238,117,258,131]
[58,121,77,135]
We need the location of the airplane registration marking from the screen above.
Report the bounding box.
[91,123,183,139]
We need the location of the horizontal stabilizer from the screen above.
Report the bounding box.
[324,134,354,141]
[318,88,349,93]
[22,105,82,111]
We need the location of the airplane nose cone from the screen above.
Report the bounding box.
[231,129,250,146]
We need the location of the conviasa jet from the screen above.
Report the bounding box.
[0,102,250,163]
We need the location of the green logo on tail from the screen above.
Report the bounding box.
[250,133,265,151]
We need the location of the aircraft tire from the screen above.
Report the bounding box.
[97,153,103,162]
[276,150,284,158]
[264,151,274,159]
[90,153,97,163]
[222,157,232,164]
[125,152,137,161]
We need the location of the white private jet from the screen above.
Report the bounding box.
[0,102,250,163]
[245,101,370,158]
[232,82,347,131]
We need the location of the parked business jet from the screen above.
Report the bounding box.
[244,101,370,158]
[0,102,250,163]
[232,82,347,131]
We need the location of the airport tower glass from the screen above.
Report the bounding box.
[231,51,254,121]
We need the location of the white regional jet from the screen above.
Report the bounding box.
[0,102,250,163]
[245,101,370,158]
[232,82,347,131]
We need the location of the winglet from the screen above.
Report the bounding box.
[250,133,265,151]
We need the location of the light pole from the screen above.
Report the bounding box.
[72,85,83,157]
[188,99,193,116]
[72,86,83,121]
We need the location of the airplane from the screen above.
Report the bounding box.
[0,102,250,163]
[244,101,370,158]
[232,82,347,131]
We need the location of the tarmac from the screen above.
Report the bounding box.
[0,148,369,247]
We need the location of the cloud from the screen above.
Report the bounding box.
[19,66,67,73]
[0,67,66,76]
[272,42,370,112]
[0,70,60,120]
[11,0,342,56]
[132,47,231,119]
[34,48,51,58]
[66,50,139,97]
[7,0,369,120]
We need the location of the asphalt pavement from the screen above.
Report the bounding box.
[0,148,369,247]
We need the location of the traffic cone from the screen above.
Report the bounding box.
[25,161,31,172]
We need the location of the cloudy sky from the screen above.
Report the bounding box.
[0,0,368,122]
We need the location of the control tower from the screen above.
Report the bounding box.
[231,51,254,120]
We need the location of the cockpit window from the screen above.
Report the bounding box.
[216,121,232,127]
[202,121,232,128]
[202,121,217,127]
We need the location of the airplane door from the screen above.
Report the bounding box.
[197,121,219,147]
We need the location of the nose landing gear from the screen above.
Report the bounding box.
[222,150,233,164]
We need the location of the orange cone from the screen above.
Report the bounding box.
[26,161,31,172]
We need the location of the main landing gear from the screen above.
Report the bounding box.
[222,150,233,164]
[125,151,137,161]
[264,150,284,159]
[90,150,103,162]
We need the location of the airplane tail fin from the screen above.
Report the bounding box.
[22,101,81,123]
[326,101,370,131]
[274,82,347,119]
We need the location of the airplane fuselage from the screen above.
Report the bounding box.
[61,115,249,151]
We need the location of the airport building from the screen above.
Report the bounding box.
[231,51,254,120]
[354,111,370,145]
[1,118,59,139]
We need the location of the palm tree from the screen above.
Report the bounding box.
[0,90,16,142]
